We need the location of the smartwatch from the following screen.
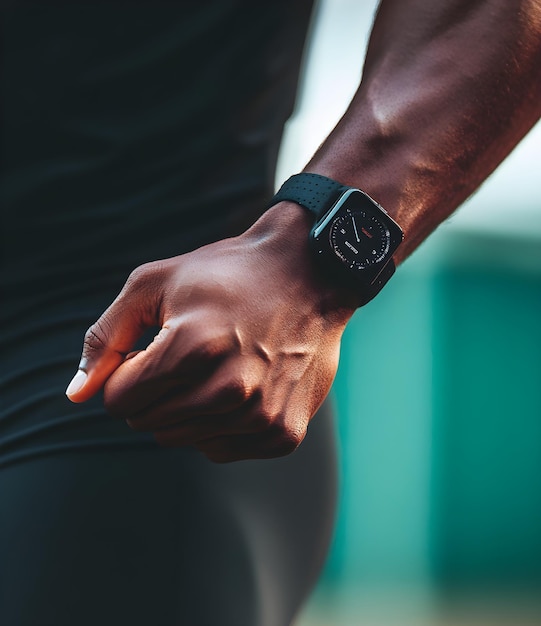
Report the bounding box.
[269,173,403,305]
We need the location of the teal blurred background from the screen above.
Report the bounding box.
[279,1,541,624]
[297,231,541,626]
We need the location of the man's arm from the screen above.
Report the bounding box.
[66,0,541,461]
[307,0,541,262]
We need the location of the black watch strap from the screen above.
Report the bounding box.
[270,173,350,218]
[270,173,400,307]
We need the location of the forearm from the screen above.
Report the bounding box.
[305,0,541,263]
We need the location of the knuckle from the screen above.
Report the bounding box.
[178,328,233,372]
[249,407,273,431]
[126,262,153,286]
[270,421,304,457]
[124,261,165,296]
[83,318,112,354]
[194,335,230,364]
[222,375,253,406]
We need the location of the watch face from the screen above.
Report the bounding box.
[330,208,390,269]
[311,188,403,283]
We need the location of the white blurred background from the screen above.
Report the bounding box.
[277,0,541,236]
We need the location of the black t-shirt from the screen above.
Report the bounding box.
[0,2,316,464]
[1,1,314,279]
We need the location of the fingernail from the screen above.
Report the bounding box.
[66,369,88,398]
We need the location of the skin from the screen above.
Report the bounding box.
[66,0,541,463]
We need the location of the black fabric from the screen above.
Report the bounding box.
[1,1,313,276]
[1,0,315,461]
[0,402,338,626]
[0,3,341,625]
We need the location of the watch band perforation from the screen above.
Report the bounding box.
[268,173,402,307]
[270,173,348,218]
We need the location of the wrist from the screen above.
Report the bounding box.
[243,202,361,320]
[262,173,403,310]
[303,118,413,264]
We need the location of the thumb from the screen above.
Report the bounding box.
[66,265,162,403]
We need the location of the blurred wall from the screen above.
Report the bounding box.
[328,230,541,592]
[277,0,541,602]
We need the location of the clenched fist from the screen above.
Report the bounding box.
[66,203,357,462]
